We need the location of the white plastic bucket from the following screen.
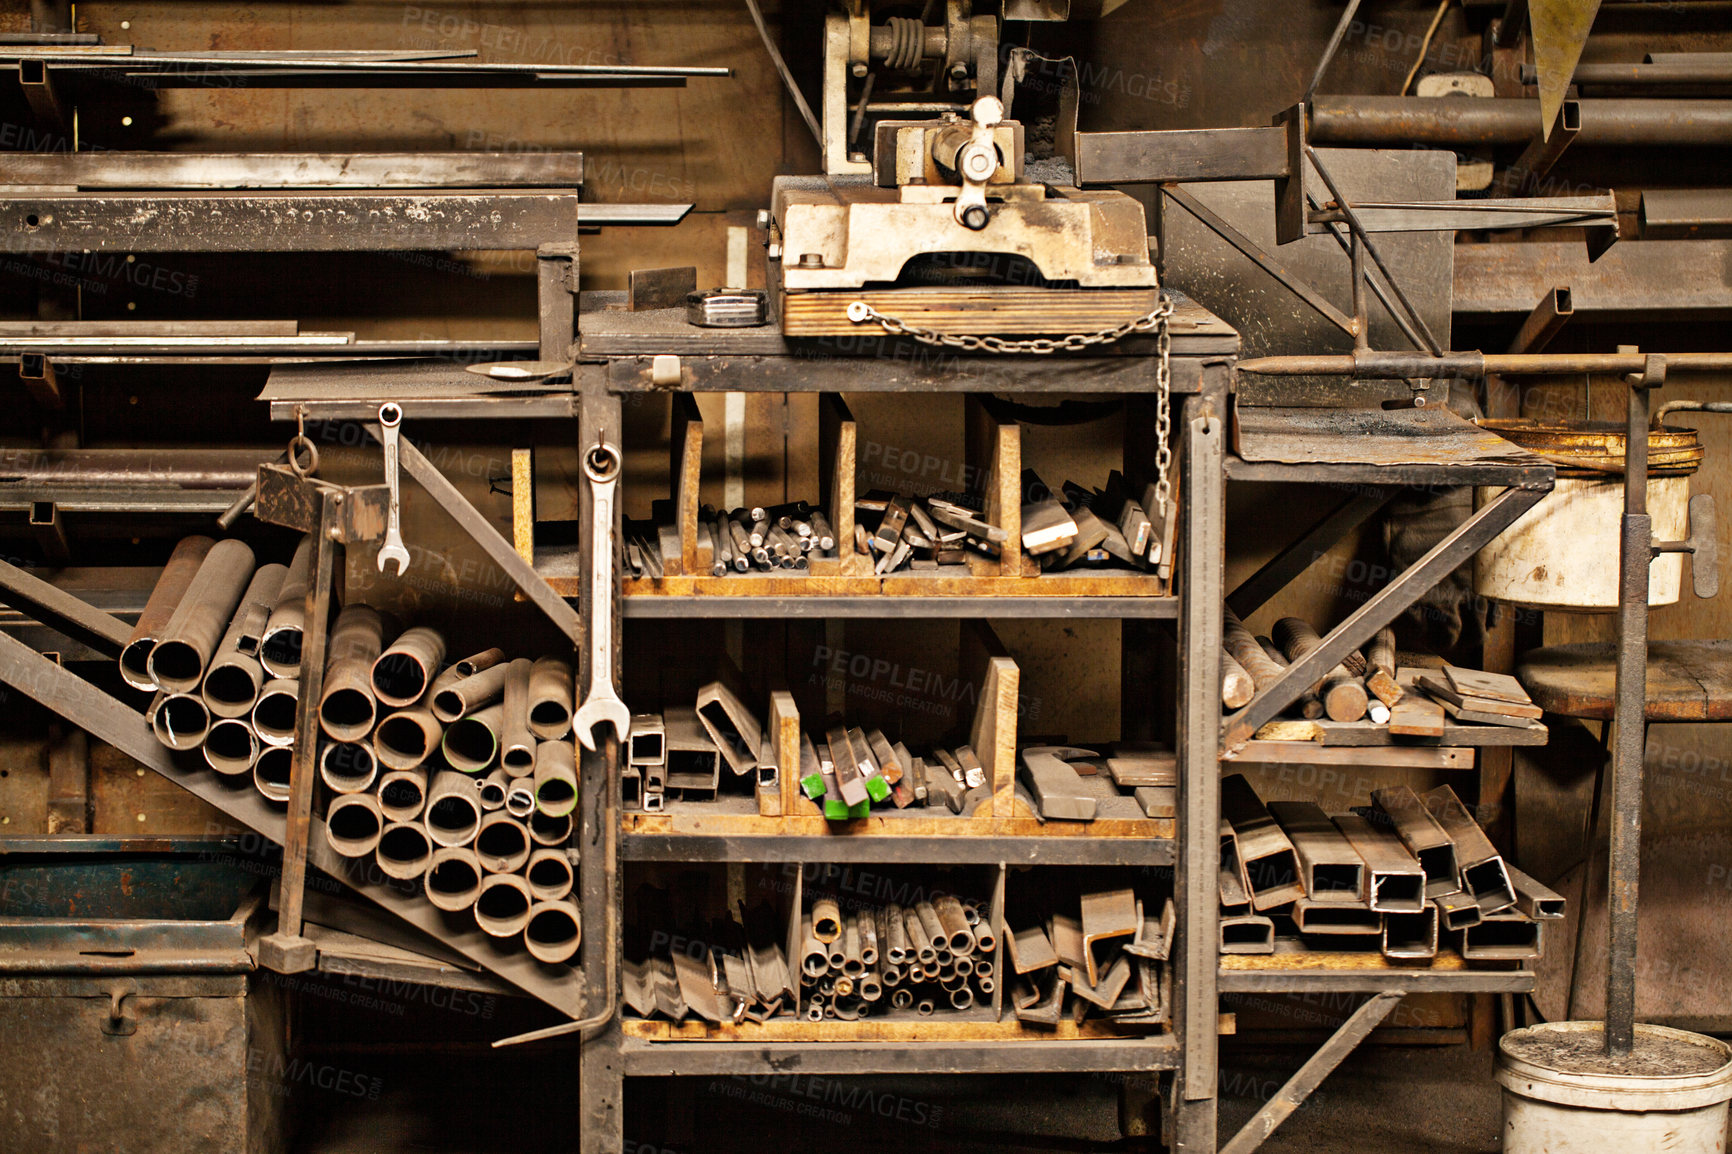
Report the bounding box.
[1497,1021,1732,1154]
[1474,475,1690,611]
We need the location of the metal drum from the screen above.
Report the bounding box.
[1474,418,1703,612]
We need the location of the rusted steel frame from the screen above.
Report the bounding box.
[1159,183,1357,338]
[364,420,583,646]
[0,627,582,1015]
[1222,482,1550,748]
[0,556,132,656]
[266,490,338,966]
[1226,488,1394,620]
[1218,990,1404,1154]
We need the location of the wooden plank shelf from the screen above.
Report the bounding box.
[621,1015,1167,1043]
[1220,944,1536,994]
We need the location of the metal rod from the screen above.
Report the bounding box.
[146,539,257,693]
[119,536,214,690]
[1302,0,1365,106]
[1311,97,1732,147]
[1238,350,1732,377]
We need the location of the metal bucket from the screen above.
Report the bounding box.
[1497,1022,1732,1154]
[1474,418,1702,611]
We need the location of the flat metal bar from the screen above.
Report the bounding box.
[0,151,584,189]
[1225,489,1394,619]
[1219,990,1403,1154]
[1178,394,1225,1099]
[0,192,580,251]
[1073,126,1290,185]
[366,422,583,646]
[273,490,336,942]
[1220,966,1534,993]
[1222,483,1550,747]
[2,49,728,77]
[1160,184,1358,337]
[1641,187,1732,238]
[0,629,582,1016]
[277,396,576,421]
[1455,239,1732,315]
[0,557,131,655]
[618,594,1179,618]
[620,1037,1180,1076]
[621,833,1175,866]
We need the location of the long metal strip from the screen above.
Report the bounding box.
[365,422,584,647]
[0,629,582,1016]
[0,151,585,190]
[1218,990,1404,1154]
[0,557,132,655]
[1221,482,1550,747]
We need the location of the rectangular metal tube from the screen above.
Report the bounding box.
[1508,864,1567,920]
[1332,814,1425,914]
[1222,774,1303,910]
[1382,904,1439,959]
[1423,785,1515,914]
[1268,800,1365,902]
[1371,786,1460,899]
[1291,899,1381,936]
[1460,913,1542,960]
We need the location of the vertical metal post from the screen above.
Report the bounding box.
[260,488,338,973]
[1605,353,1663,1056]
[578,377,624,1154]
[1173,383,1224,1152]
[537,243,579,365]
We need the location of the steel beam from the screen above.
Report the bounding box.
[0,628,581,1015]
[1218,991,1403,1154]
[0,151,585,189]
[1073,126,1290,185]
[0,192,580,252]
[0,557,131,656]
[1221,482,1550,747]
[1455,239,1732,315]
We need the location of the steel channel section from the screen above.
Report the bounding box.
[1221,481,1551,747]
[0,191,580,252]
[0,628,582,1015]
[1175,389,1225,1151]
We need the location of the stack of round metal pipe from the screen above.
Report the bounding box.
[799,895,995,1021]
[125,535,581,965]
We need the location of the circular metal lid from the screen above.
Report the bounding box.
[1480,417,1703,477]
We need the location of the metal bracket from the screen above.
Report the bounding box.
[100,978,139,1037]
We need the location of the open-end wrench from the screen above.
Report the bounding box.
[572,441,629,750]
[376,403,411,576]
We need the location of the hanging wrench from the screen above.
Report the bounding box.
[375,403,411,576]
[572,441,629,750]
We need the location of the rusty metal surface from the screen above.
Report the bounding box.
[1518,640,1732,721]
[0,974,282,1154]
[1454,239,1732,317]
[253,465,388,546]
[1479,418,1704,476]
[1234,406,1544,471]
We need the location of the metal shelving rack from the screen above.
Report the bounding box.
[564,290,1235,1152]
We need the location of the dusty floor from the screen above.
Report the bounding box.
[293,1042,1512,1153]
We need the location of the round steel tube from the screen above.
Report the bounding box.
[376,820,433,879]
[526,655,574,740]
[811,897,843,943]
[532,739,578,817]
[371,625,446,709]
[500,657,535,775]
[883,901,908,964]
[525,847,574,901]
[431,662,508,723]
[424,770,482,847]
[1310,96,1732,147]
[201,562,287,719]
[318,606,385,741]
[977,976,995,994]
[915,900,947,949]
[934,895,975,954]
[953,954,975,977]
[259,535,313,678]
[949,986,974,1010]
[857,974,882,1001]
[801,923,830,978]
[254,745,293,803]
[974,921,996,954]
[326,792,384,858]
[441,701,501,772]
[474,872,533,938]
[202,717,258,776]
[424,846,483,912]
[120,535,214,692]
[474,811,531,872]
[319,740,378,794]
[373,707,443,771]
[527,808,571,847]
[859,910,879,966]
[505,774,537,819]
[152,691,210,751]
[477,768,509,811]
[1238,350,1732,378]
[906,907,937,964]
[453,647,505,678]
[252,678,299,748]
[891,988,914,1010]
[147,538,256,692]
[377,768,428,823]
[523,899,581,963]
[917,998,935,1015]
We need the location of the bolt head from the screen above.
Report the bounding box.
[960,204,990,231]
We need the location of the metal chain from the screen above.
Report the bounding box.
[846,293,1176,511]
